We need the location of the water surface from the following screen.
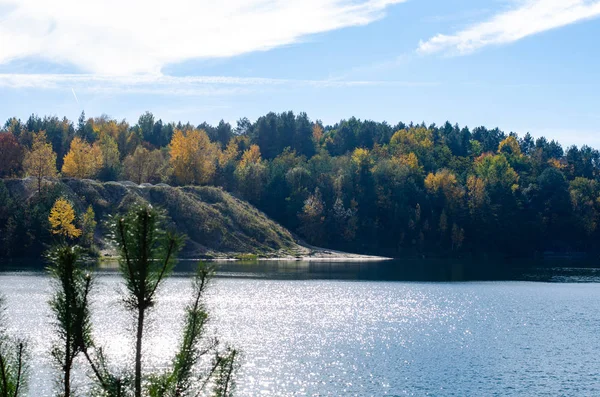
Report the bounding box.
[1,261,600,396]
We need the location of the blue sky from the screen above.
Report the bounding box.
[0,0,599,147]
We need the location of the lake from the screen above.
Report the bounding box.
[2,260,600,396]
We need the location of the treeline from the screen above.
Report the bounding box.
[1,111,600,258]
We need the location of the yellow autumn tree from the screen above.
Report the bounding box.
[218,140,240,168]
[498,136,522,157]
[351,148,372,169]
[390,126,434,151]
[398,152,421,172]
[389,126,436,169]
[235,145,267,203]
[169,129,217,185]
[425,169,465,209]
[23,130,58,193]
[49,198,81,239]
[62,137,103,179]
[238,144,262,168]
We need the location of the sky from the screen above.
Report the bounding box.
[0,0,599,148]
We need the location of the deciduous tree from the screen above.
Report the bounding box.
[62,137,103,179]
[81,206,96,248]
[23,131,57,193]
[49,198,81,240]
[98,134,121,180]
[0,132,24,177]
[298,188,325,244]
[235,145,267,203]
[123,146,169,184]
[169,129,217,185]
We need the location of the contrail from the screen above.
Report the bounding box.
[71,88,80,105]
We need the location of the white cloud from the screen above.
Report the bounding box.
[0,73,438,95]
[418,0,600,55]
[0,0,405,75]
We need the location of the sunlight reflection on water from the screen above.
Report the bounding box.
[2,271,600,396]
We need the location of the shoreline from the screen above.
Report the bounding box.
[95,243,394,263]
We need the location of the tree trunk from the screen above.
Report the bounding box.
[64,355,71,397]
[134,306,145,397]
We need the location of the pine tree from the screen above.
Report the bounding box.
[46,245,92,397]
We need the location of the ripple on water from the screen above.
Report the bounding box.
[1,274,600,396]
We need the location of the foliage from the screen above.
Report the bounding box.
[46,245,92,397]
[49,198,82,240]
[109,205,183,397]
[0,182,66,258]
[0,133,24,178]
[77,206,238,397]
[123,147,169,184]
[40,204,239,397]
[22,131,57,193]
[298,188,325,245]
[498,136,522,157]
[98,134,122,181]
[234,145,267,204]
[4,110,600,257]
[146,265,238,397]
[81,205,97,248]
[170,129,217,185]
[62,137,103,179]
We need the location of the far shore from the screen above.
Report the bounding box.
[93,242,393,263]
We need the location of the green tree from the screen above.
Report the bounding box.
[298,188,325,244]
[98,134,122,181]
[146,265,238,397]
[569,177,599,237]
[123,147,169,184]
[474,154,519,192]
[110,205,183,397]
[81,206,97,248]
[77,206,238,397]
[46,245,92,397]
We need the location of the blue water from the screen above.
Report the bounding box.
[1,263,600,396]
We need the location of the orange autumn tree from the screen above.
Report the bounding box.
[169,128,217,185]
[62,137,103,179]
[49,198,81,240]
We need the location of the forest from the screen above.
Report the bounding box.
[0,110,599,258]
